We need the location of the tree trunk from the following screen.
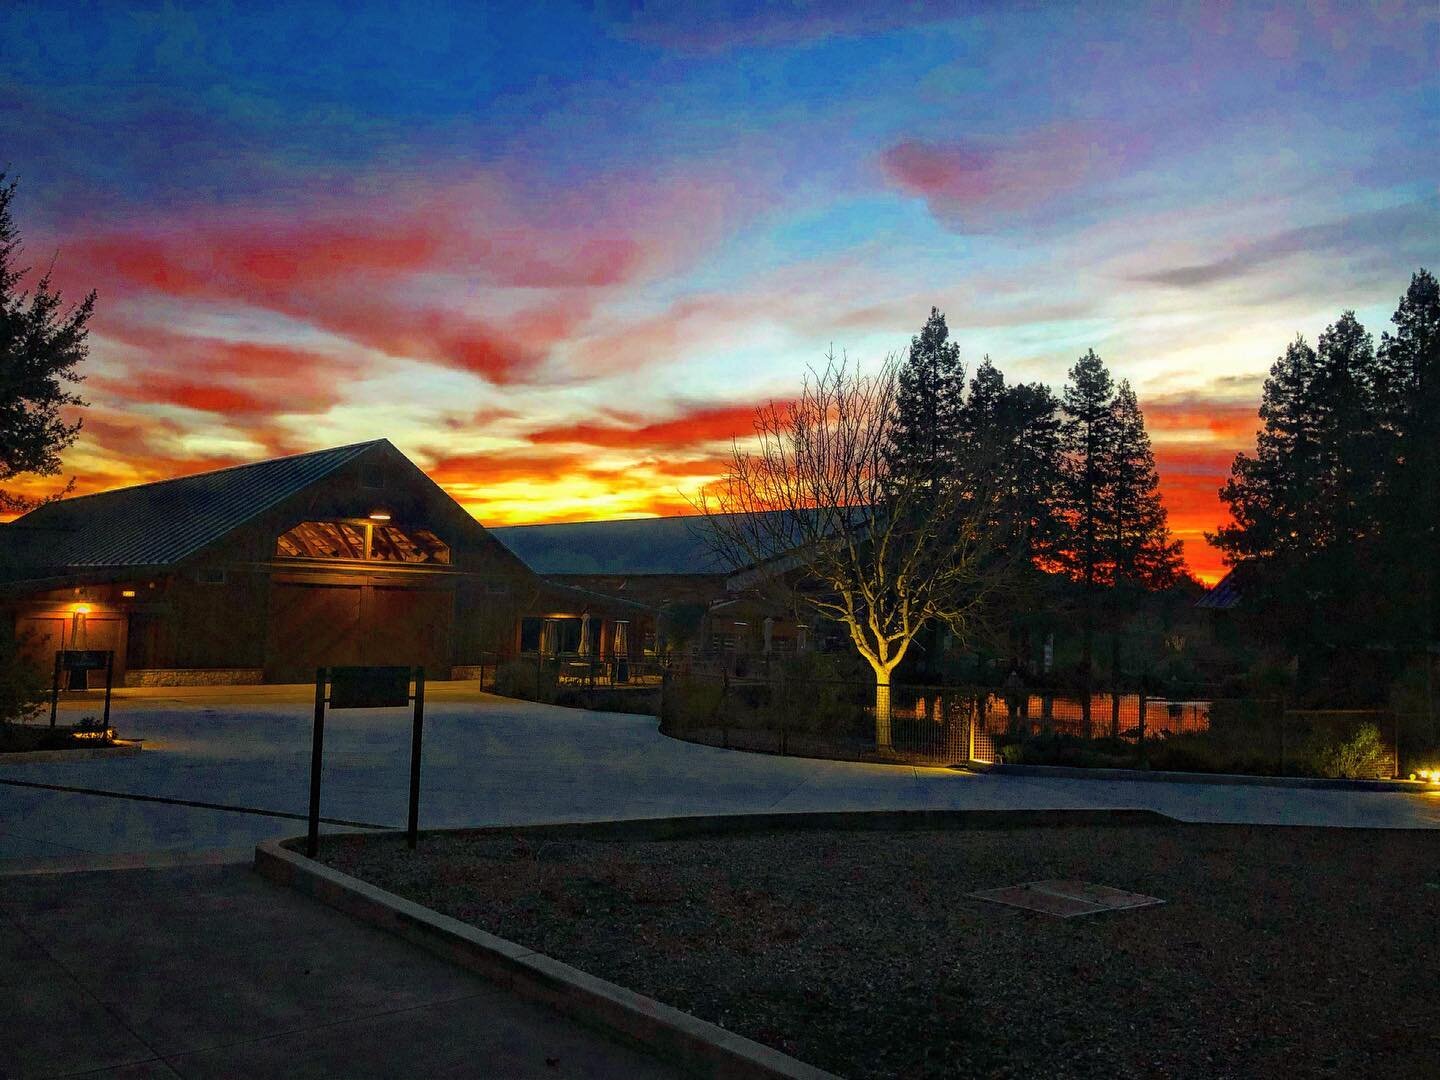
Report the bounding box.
[874,673,894,751]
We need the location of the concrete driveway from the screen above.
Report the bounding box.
[4,683,1440,861]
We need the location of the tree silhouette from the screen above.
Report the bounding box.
[1058,348,1115,730]
[887,307,966,499]
[1106,380,1184,590]
[1213,283,1438,692]
[1376,270,1440,648]
[0,174,93,513]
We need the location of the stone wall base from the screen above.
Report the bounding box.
[123,668,266,688]
[449,665,483,681]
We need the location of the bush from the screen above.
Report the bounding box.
[0,628,47,727]
[998,733,1134,769]
[1302,722,1389,779]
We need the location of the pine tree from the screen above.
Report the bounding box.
[1376,269,1440,646]
[1001,380,1064,567]
[1058,349,1117,733]
[1105,381,1184,589]
[1058,349,1117,588]
[0,174,93,513]
[887,307,966,495]
[1213,336,1324,569]
[1214,314,1388,664]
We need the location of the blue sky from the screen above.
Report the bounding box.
[2,1,1436,578]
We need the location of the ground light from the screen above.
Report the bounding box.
[1410,770,1440,784]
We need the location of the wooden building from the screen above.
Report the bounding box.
[0,440,650,686]
[489,516,814,659]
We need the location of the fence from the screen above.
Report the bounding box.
[656,669,1434,779]
[476,651,668,713]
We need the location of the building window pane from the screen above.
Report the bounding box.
[276,521,367,559]
[370,525,450,564]
[275,521,449,564]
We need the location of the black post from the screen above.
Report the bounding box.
[102,651,114,732]
[407,667,425,850]
[49,653,61,728]
[307,668,326,859]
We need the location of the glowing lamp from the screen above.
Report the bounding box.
[71,603,91,616]
[368,509,392,522]
[121,589,136,599]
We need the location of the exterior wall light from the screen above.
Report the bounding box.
[71,603,92,616]
[368,509,392,522]
[121,589,137,598]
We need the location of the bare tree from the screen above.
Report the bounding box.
[697,350,1011,751]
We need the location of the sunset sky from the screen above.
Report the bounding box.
[3,2,1436,583]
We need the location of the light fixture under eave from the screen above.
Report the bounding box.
[368,509,392,522]
[71,603,91,616]
[121,589,136,598]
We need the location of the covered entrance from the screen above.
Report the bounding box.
[265,578,454,683]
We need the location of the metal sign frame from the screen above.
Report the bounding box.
[49,649,115,731]
[308,666,426,858]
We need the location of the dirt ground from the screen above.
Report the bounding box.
[314,820,1440,1079]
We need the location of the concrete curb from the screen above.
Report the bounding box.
[255,837,841,1080]
[256,810,1173,1078]
[972,760,1426,792]
[0,739,142,765]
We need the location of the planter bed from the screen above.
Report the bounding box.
[310,816,1440,1079]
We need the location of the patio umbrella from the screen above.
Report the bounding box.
[540,619,558,657]
[579,612,592,657]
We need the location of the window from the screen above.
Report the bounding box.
[276,521,367,560]
[369,524,449,564]
[275,521,450,565]
[195,567,227,585]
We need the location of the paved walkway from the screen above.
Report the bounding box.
[4,684,1439,861]
[0,857,680,1079]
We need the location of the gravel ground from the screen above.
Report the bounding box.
[314,822,1440,1079]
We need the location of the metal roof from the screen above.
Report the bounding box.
[1195,569,1242,609]
[10,440,383,568]
[489,516,733,576]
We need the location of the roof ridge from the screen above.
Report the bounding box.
[19,439,387,515]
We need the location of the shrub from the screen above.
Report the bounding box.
[1303,722,1388,779]
[0,628,46,728]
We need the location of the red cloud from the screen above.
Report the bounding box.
[881,123,1144,218]
[93,325,352,416]
[525,403,764,449]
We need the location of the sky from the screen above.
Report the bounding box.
[2,1,1436,583]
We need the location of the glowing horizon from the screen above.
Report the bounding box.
[3,2,1436,586]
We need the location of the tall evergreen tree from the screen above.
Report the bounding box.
[1058,349,1117,587]
[0,174,93,513]
[1058,349,1117,731]
[959,357,1064,565]
[1105,381,1184,589]
[1213,336,1324,569]
[1376,269,1440,647]
[887,307,966,494]
[1001,380,1064,566]
[1214,313,1388,669]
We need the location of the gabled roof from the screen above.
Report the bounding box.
[489,515,734,576]
[9,440,383,568]
[1196,569,1242,609]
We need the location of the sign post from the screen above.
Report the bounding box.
[50,650,116,729]
[307,666,426,859]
